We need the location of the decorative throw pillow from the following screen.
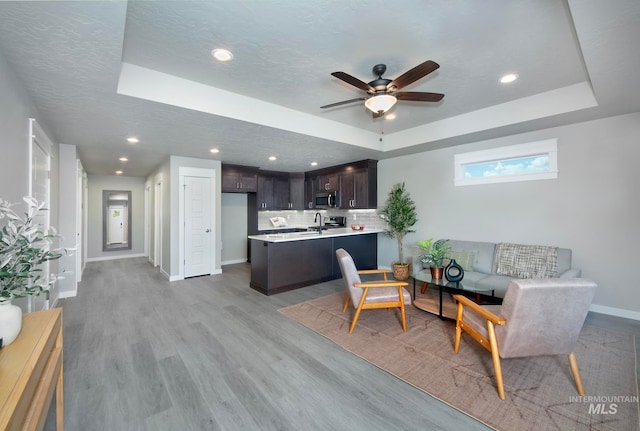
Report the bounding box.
[445,251,475,272]
[494,243,558,278]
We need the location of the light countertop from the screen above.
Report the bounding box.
[248,228,384,243]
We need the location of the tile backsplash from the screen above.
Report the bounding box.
[257,209,387,231]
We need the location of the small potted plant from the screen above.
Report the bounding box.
[0,197,65,347]
[379,182,417,280]
[415,238,451,279]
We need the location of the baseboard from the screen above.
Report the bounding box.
[221,258,247,265]
[86,253,146,262]
[168,268,223,281]
[589,304,640,321]
[58,290,77,300]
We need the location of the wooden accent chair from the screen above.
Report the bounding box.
[453,278,597,400]
[336,248,411,334]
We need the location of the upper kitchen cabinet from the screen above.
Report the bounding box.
[307,159,378,209]
[288,173,306,210]
[340,168,372,209]
[316,173,339,193]
[257,171,305,210]
[304,177,315,210]
[222,164,259,193]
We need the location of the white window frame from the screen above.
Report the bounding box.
[454,139,558,186]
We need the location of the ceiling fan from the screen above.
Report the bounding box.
[321,60,444,118]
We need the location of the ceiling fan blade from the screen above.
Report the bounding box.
[395,91,445,102]
[388,60,440,91]
[320,97,367,109]
[331,72,374,92]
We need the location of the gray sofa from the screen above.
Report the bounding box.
[413,239,582,298]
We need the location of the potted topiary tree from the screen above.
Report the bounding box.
[0,197,66,347]
[379,182,417,280]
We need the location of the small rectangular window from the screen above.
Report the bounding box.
[455,139,557,186]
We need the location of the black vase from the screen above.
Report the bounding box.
[445,258,464,282]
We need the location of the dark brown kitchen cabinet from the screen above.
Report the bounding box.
[250,232,377,295]
[258,171,305,210]
[304,177,315,209]
[222,164,258,192]
[340,168,370,208]
[317,174,339,192]
[273,176,290,209]
[289,174,305,210]
[257,174,276,210]
[305,159,378,209]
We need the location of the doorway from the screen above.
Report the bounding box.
[29,119,51,311]
[154,177,163,268]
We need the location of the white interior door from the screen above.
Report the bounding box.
[108,205,125,244]
[184,176,212,277]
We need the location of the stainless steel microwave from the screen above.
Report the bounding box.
[315,192,337,208]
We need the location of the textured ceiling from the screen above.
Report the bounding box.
[0,0,638,176]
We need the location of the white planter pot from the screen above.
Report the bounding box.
[0,300,23,347]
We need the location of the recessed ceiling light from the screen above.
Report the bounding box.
[268,156,277,161]
[211,48,233,62]
[126,137,139,143]
[115,170,123,175]
[119,157,128,162]
[210,148,219,153]
[310,162,318,166]
[500,73,518,84]
[385,113,397,120]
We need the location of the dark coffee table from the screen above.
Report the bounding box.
[412,270,496,320]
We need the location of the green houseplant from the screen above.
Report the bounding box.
[379,182,417,280]
[0,196,65,346]
[415,238,451,279]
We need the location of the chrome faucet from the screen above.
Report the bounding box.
[314,212,323,233]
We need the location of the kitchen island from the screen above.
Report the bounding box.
[248,228,383,295]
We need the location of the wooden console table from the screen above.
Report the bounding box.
[0,308,63,431]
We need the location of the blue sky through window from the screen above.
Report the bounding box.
[463,155,549,179]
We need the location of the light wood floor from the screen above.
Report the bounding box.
[45,258,639,430]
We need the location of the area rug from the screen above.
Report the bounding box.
[279,293,639,431]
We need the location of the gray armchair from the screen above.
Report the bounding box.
[453,278,597,400]
[336,248,412,334]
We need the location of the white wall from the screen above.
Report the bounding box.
[378,112,640,319]
[221,193,248,264]
[0,49,61,312]
[86,175,146,260]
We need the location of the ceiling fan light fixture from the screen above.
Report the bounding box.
[365,94,397,113]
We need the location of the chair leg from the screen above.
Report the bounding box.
[342,295,350,312]
[349,287,369,334]
[487,320,505,400]
[399,287,407,332]
[568,352,586,396]
[454,302,464,353]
